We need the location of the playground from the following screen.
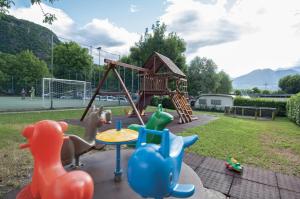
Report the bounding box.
[1,107,300,199]
[0,53,299,199]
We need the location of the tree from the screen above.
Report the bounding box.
[53,42,93,80]
[129,21,187,73]
[0,0,57,24]
[234,90,241,96]
[279,74,300,94]
[252,87,261,94]
[216,71,232,94]
[262,90,270,94]
[14,50,49,91]
[187,57,219,96]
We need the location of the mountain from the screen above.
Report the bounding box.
[0,15,60,61]
[233,66,300,90]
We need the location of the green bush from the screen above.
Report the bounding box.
[286,93,300,126]
[150,96,162,107]
[194,105,224,112]
[150,96,174,109]
[162,96,175,109]
[233,97,287,116]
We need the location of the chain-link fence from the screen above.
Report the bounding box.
[0,31,141,112]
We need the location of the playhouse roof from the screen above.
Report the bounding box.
[143,52,186,78]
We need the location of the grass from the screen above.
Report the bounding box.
[0,106,151,197]
[180,114,300,176]
[0,107,299,197]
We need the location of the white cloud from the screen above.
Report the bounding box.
[161,0,300,77]
[130,4,139,13]
[78,18,139,54]
[9,3,140,57]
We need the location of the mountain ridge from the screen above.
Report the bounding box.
[233,66,300,90]
[0,14,60,61]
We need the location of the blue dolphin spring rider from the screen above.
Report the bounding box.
[127,127,198,199]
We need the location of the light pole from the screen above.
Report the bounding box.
[50,34,54,109]
[96,46,102,90]
[96,46,101,66]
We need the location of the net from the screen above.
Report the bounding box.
[42,78,92,107]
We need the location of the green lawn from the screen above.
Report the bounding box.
[0,107,299,197]
[181,113,300,176]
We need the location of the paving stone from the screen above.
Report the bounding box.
[276,173,300,193]
[279,189,300,199]
[202,188,228,199]
[184,152,206,169]
[199,157,239,176]
[239,166,277,186]
[196,167,233,195]
[229,178,280,199]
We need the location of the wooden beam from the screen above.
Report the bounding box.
[112,67,145,125]
[80,65,112,121]
[104,59,150,72]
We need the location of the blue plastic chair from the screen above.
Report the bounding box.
[127,127,198,199]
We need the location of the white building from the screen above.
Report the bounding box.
[194,94,235,110]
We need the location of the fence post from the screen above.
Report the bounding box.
[272,110,275,120]
[255,108,258,120]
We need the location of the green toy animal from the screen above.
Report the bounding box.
[128,104,174,144]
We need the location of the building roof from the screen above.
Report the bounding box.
[198,94,235,99]
[143,52,186,78]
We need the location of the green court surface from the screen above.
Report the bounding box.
[0,96,128,112]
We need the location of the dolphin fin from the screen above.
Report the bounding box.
[171,183,195,198]
[183,135,198,148]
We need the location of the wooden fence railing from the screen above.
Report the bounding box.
[224,106,277,120]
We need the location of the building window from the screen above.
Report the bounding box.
[211,99,221,105]
[198,99,207,105]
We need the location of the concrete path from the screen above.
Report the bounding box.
[65,112,218,133]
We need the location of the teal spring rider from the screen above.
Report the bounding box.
[127,127,199,199]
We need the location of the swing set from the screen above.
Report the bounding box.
[81,52,197,124]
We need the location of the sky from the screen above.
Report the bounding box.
[8,0,300,77]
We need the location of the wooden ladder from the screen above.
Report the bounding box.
[171,91,195,123]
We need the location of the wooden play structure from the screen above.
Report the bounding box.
[81,52,197,124]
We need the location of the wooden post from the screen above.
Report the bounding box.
[112,67,145,125]
[80,65,112,121]
[272,110,275,120]
[242,108,244,116]
[259,108,262,118]
[255,108,258,120]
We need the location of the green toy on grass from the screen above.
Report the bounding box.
[225,156,243,173]
[128,104,174,144]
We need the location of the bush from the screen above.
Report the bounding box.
[150,96,162,107]
[194,105,224,112]
[233,97,287,116]
[286,93,300,126]
[150,96,174,109]
[162,96,175,109]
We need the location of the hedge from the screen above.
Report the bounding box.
[286,93,300,126]
[150,96,175,109]
[233,97,287,116]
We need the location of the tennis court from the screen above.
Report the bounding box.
[0,96,129,112]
